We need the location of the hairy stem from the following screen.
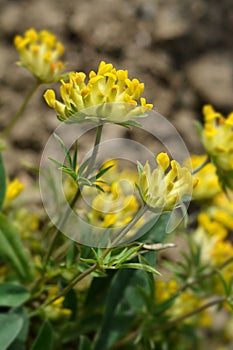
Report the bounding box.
[43,124,104,266]
[1,80,40,137]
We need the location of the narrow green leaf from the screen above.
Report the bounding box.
[193,120,203,138]
[137,161,144,176]
[0,153,6,210]
[94,269,135,350]
[215,269,230,296]
[0,313,23,350]
[0,283,30,307]
[0,213,34,281]
[78,157,91,176]
[78,177,93,186]
[48,157,64,168]
[30,320,53,350]
[118,263,160,275]
[118,119,143,128]
[80,258,97,264]
[59,167,77,180]
[92,184,105,192]
[79,335,92,350]
[72,140,78,171]
[53,133,72,168]
[114,245,143,267]
[95,165,114,180]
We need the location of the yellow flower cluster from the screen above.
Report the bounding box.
[4,178,24,206]
[44,286,71,320]
[210,192,233,231]
[155,279,212,327]
[186,154,221,200]
[193,192,233,301]
[155,279,178,303]
[13,208,39,239]
[202,105,233,190]
[138,153,196,211]
[44,61,153,123]
[88,160,140,228]
[14,28,65,83]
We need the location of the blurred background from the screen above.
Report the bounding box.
[0,0,232,178]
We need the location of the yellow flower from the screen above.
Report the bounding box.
[209,191,233,231]
[202,105,233,190]
[137,153,196,211]
[4,178,24,205]
[197,212,227,240]
[44,286,71,320]
[44,61,153,123]
[211,240,233,266]
[89,189,139,228]
[194,212,228,264]
[186,154,221,200]
[155,279,178,304]
[13,209,39,239]
[14,28,65,83]
[86,160,141,229]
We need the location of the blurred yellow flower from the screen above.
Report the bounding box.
[186,154,221,200]
[137,153,196,211]
[44,61,153,123]
[155,279,178,304]
[197,212,227,240]
[194,212,228,264]
[14,28,65,83]
[202,105,233,190]
[44,286,71,320]
[89,184,139,228]
[4,178,24,205]
[155,279,212,327]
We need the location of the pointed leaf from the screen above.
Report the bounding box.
[118,263,160,274]
[79,335,92,350]
[30,320,53,350]
[53,133,72,168]
[78,157,91,176]
[94,269,135,350]
[72,140,78,171]
[0,213,34,281]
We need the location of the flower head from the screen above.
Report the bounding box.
[14,28,65,83]
[186,154,221,200]
[87,161,140,228]
[4,178,24,206]
[202,105,233,190]
[137,153,196,211]
[44,61,153,124]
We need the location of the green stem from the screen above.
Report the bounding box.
[154,296,227,331]
[102,205,148,259]
[191,156,210,175]
[112,294,229,348]
[43,188,81,266]
[43,124,104,266]
[1,80,40,138]
[31,203,148,313]
[179,256,233,293]
[84,124,103,177]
